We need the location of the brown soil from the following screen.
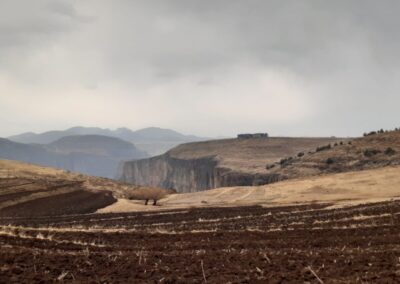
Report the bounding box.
[1,201,400,283]
[0,190,116,217]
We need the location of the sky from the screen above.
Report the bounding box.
[1,0,400,138]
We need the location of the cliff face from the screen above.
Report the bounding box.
[118,137,349,193]
[119,153,284,193]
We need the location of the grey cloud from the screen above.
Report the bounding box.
[0,0,82,57]
[0,0,400,137]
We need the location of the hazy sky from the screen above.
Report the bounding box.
[1,0,400,138]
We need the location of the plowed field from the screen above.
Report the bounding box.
[1,201,400,283]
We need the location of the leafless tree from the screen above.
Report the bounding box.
[125,187,168,206]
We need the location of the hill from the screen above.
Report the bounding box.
[8,126,209,156]
[119,136,346,192]
[0,159,161,217]
[0,135,147,178]
[119,130,400,193]
[47,134,147,159]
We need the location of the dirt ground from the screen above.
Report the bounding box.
[1,201,400,283]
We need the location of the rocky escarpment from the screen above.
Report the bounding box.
[119,153,284,193]
[118,137,345,193]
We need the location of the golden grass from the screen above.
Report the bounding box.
[101,166,400,212]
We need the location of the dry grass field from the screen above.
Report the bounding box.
[101,165,400,213]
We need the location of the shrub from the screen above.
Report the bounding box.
[316,144,331,152]
[363,149,381,157]
[266,164,276,170]
[340,141,344,145]
[384,147,396,156]
[279,157,293,168]
[326,158,334,165]
[297,152,304,158]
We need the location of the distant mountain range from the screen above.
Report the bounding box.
[8,126,208,156]
[0,135,147,179]
[1,127,210,178]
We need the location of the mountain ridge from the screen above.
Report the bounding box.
[0,135,147,178]
[8,126,207,144]
[8,126,209,156]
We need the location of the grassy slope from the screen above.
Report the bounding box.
[266,130,400,179]
[0,159,159,215]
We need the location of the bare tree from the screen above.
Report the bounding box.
[125,187,168,206]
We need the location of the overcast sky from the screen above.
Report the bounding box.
[1,0,399,138]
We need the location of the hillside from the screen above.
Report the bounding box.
[0,159,160,217]
[0,135,147,178]
[8,126,208,156]
[119,130,400,193]
[119,136,345,192]
[263,130,400,181]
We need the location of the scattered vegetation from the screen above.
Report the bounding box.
[363,127,400,137]
[297,152,304,158]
